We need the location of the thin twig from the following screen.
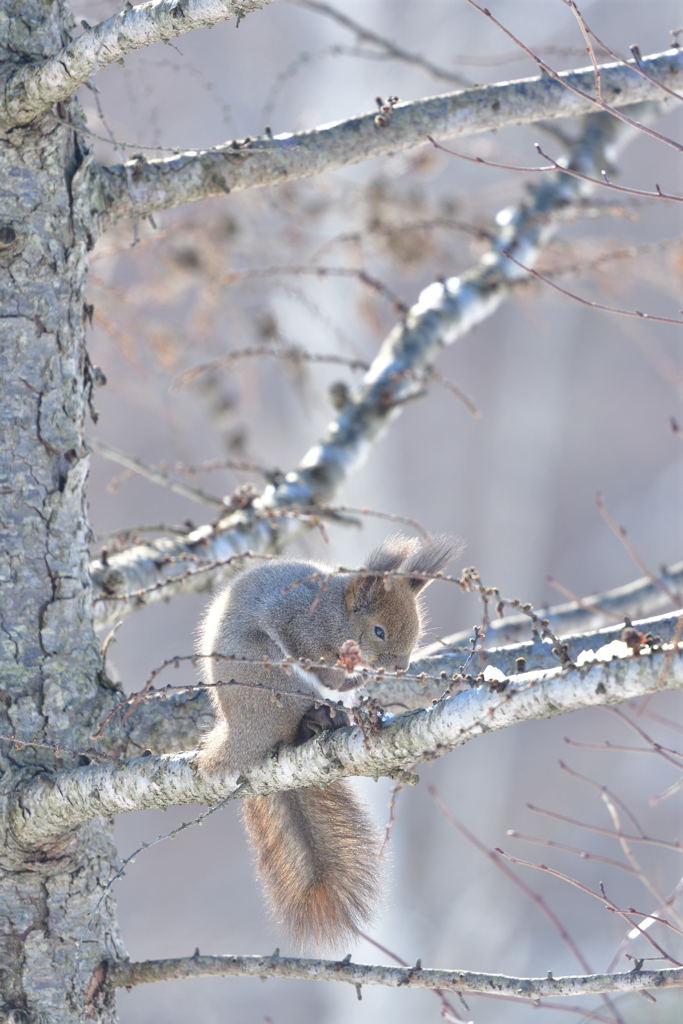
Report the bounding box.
[91,439,225,507]
[464,0,683,152]
[427,135,683,203]
[290,0,470,87]
[595,493,682,604]
[503,249,683,325]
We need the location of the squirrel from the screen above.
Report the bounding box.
[196,534,453,946]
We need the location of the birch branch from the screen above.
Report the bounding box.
[90,49,682,228]
[90,106,658,632]
[0,0,274,129]
[9,640,683,848]
[430,561,683,648]
[106,952,683,999]
[108,608,683,756]
[391,609,683,709]
[110,686,212,755]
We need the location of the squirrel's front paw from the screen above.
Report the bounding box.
[295,702,350,744]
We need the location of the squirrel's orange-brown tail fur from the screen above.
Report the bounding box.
[242,784,380,947]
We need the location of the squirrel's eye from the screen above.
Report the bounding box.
[374,625,386,640]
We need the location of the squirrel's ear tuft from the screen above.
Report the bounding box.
[358,533,461,596]
[365,533,421,573]
[402,535,460,592]
[346,534,416,611]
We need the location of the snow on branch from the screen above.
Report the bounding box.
[432,561,683,648]
[105,951,683,1000]
[0,0,274,129]
[91,49,682,228]
[9,637,683,848]
[388,609,683,709]
[90,106,662,631]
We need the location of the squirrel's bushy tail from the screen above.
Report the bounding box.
[242,784,380,947]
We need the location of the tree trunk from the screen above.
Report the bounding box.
[1,2,123,1020]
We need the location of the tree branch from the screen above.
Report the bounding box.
[291,0,470,87]
[431,562,683,648]
[9,640,683,848]
[396,609,683,709]
[89,49,682,228]
[0,0,274,129]
[90,105,660,631]
[106,609,683,758]
[106,951,683,999]
[90,438,225,508]
[108,686,213,756]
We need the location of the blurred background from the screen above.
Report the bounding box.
[73,1,681,1021]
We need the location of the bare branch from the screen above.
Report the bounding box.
[431,562,683,649]
[105,952,683,999]
[0,0,274,129]
[563,0,603,103]
[105,610,681,755]
[503,249,683,325]
[290,0,470,87]
[91,438,225,508]
[497,850,681,964]
[106,686,213,756]
[90,106,659,631]
[596,492,683,603]
[565,1,683,103]
[526,803,682,854]
[90,49,683,228]
[427,135,683,203]
[8,639,683,848]
[464,1,682,152]
[405,610,683,709]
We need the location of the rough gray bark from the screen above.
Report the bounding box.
[0,3,123,1022]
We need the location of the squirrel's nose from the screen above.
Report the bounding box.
[393,657,410,672]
